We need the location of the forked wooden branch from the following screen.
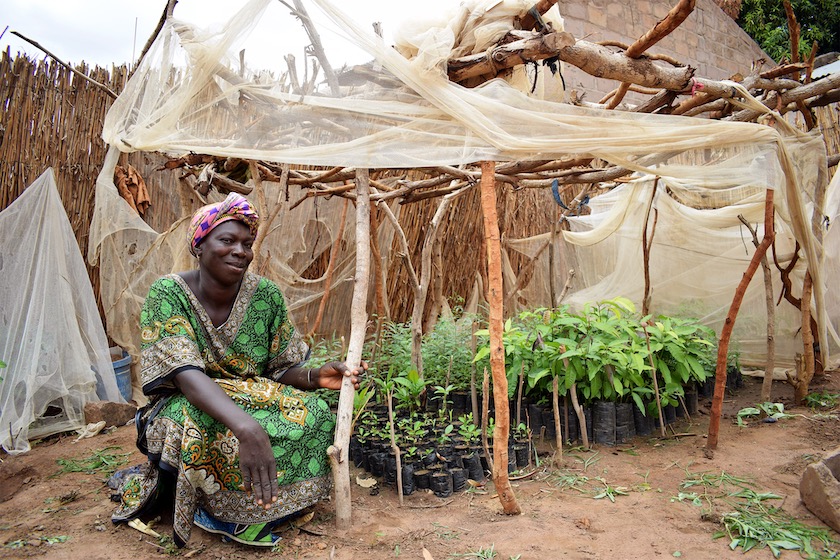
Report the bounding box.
[738,215,776,403]
[609,0,694,107]
[626,0,695,58]
[446,28,839,118]
[372,195,421,293]
[284,0,341,95]
[728,73,840,121]
[448,31,575,83]
[707,190,775,452]
[130,0,176,76]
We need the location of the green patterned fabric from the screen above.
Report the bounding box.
[113,273,333,547]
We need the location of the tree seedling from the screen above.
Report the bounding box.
[457,413,481,445]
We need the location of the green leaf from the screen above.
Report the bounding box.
[659,361,672,384]
[631,392,646,415]
[590,373,602,399]
[685,356,706,379]
[564,366,577,390]
[527,367,551,387]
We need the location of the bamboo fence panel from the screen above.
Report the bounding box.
[0,51,183,329]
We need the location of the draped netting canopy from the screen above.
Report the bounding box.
[88,0,837,403]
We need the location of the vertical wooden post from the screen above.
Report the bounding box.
[551,375,563,465]
[470,322,479,422]
[549,206,558,307]
[641,181,658,317]
[327,169,370,529]
[386,390,404,506]
[800,271,816,395]
[481,367,494,473]
[788,272,815,404]
[479,161,521,515]
[707,190,774,452]
[738,215,776,403]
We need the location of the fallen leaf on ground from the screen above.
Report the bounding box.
[128,518,161,538]
[355,475,378,488]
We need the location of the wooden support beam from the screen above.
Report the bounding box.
[706,189,774,453]
[327,169,370,529]
[479,161,521,515]
[448,31,574,83]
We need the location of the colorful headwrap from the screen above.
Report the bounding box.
[187,193,260,256]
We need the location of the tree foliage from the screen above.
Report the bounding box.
[737,0,840,61]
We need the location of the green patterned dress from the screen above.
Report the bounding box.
[112,273,334,546]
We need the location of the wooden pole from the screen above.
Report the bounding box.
[707,190,774,452]
[516,362,525,427]
[738,215,776,403]
[625,0,695,59]
[129,0,177,76]
[369,209,388,322]
[642,326,667,438]
[801,271,816,389]
[479,161,521,515]
[470,322,479,422]
[787,272,815,404]
[289,0,340,95]
[481,367,494,473]
[10,31,118,99]
[559,346,589,449]
[551,375,563,466]
[327,169,370,529]
[641,181,659,317]
[386,390,404,506]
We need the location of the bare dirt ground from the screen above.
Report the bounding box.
[2,372,840,560]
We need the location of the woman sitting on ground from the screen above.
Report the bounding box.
[113,193,362,547]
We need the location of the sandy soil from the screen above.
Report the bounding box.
[2,372,840,560]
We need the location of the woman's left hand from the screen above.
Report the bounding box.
[315,361,366,391]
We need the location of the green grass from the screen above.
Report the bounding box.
[676,469,840,558]
[804,391,840,410]
[716,496,839,558]
[448,545,498,559]
[53,446,132,478]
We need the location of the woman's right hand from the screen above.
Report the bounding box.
[234,420,279,508]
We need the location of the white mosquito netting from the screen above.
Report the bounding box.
[0,169,123,454]
[89,0,837,395]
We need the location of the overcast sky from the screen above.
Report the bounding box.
[1,0,458,71]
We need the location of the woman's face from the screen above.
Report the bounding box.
[195,220,255,284]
